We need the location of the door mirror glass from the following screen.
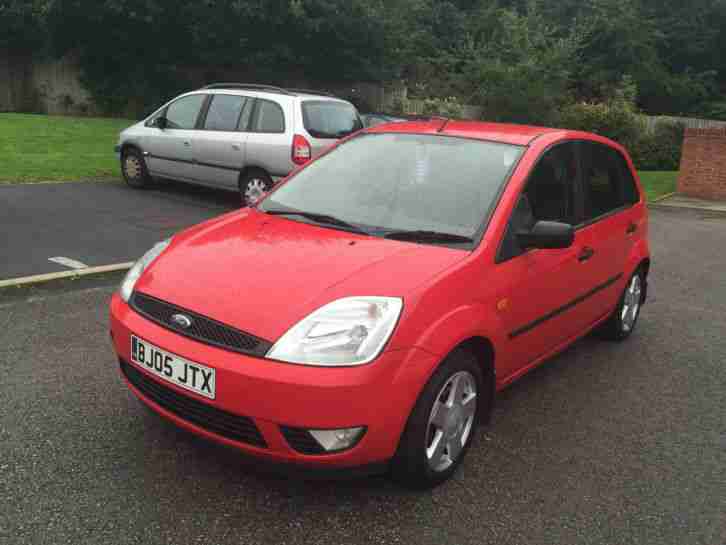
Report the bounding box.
[517,221,574,250]
[153,116,168,129]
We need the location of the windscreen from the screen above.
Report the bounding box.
[261,133,523,240]
[302,100,363,139]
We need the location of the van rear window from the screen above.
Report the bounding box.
[302,101,362,139]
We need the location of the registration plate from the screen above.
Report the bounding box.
[130,335,216,399]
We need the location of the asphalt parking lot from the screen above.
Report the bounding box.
[1,207,725,545]
[0,180,238,280]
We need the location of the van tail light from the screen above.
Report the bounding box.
[292,134,312,165]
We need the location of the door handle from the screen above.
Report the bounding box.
[578,246,595,262]
[183,141,191,147]
[626,222,637,234]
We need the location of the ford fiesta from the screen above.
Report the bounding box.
[109,120,650,488]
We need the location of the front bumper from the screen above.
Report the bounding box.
[109,293,437,469]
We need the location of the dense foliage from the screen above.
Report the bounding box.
[3,0,725,129]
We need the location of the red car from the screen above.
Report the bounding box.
[110,120,650,488]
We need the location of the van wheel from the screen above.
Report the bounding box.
[391,348,488,489]
[596,268,645,341]
[121,148,152,188]
[239,170,273,207]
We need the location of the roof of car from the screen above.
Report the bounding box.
[365,120,564,146]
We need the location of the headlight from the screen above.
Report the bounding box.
[266,297,403,366]
[119,239,171,302]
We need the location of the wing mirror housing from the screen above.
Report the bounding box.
[153,116,168,129]
[517,221,574,250]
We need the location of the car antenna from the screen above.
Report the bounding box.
[436,117,450,133]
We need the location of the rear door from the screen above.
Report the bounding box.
[244,97,294,178]
[193,94,252,189]
[145,93,206,181]
[299,100,363,158]
[574,141,642,323]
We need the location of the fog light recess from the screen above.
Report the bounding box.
[280,426,366,455]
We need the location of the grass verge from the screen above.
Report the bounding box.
[637,171,678,202]
[0,113,135,182]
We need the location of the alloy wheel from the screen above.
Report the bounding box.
[124,155,142,181]
[621,274,642,332]
[244,178,268,206]
[425,371,477,472]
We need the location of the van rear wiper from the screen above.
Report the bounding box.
[264,209,370,235]
[382,230,474,244]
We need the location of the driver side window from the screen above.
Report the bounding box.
[164,94,207,130]
[498,143,579,262]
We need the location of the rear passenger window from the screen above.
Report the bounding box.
[618,156,640,205]
[237,99,254,131]
[251,100,285,133]
[582,143,636,221]
[203,95,247,131]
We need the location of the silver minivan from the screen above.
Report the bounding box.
[115,84,363,205]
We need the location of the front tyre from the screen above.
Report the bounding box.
[121,147,152,188]
[391,349,488,489]
[596,268,645,341]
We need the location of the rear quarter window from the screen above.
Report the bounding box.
[251,99,285,133]
[302,101,362,139]
[582,142,638,221]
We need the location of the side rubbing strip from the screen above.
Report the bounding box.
[509,274,623,339]
[148,153,241,172]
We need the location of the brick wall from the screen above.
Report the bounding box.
[677,128,726,201]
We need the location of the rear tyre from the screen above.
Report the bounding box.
[239,170,273,207]
[121,147,152,188]
[391,348,489,489]
[596,268,645,341]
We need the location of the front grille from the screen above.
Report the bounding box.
[279,426,326,455]
[130,292,272,357]
[121,360,267,448]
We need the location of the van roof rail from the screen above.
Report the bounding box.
[286,88,338,98]
[201,83,295,96]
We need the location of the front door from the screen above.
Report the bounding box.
[145,94,206,181]
[496,142,591,379]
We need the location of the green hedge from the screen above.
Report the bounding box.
[631,121,685,171]
[559,101,684,171]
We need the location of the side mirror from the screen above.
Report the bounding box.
[153,116,168,129]
[517,221,574,250]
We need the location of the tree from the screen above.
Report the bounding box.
[0,0,46,52]
[414,2,582,124]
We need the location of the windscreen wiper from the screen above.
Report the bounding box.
[264,209,370,235]
[382,230,474,244]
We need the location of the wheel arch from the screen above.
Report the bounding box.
[456,336,496,380]
[626,232,650,304]
[120,142,143,156]
[238,165,272,185]
[639,257,650,276]
[450,336,496,423]
[637,257,650,303]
